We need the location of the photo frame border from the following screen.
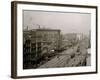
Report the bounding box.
[11,1,98,79]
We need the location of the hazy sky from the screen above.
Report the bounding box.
[23,10,91,34]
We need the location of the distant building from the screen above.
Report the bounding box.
[63,33,79,47]
[23,29,60,69]
[76,33,83,40]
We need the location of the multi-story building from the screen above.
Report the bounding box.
[23,29,61,69]
[62,33,79,47]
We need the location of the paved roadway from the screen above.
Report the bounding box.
[39,39,90,68]
[39,46,86,68]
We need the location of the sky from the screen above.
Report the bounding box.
[23,10,91,34]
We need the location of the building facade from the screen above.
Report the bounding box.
[23,29,60,69]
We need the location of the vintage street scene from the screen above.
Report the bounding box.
[23,10,91,69]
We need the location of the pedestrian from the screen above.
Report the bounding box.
[57,54,60,60]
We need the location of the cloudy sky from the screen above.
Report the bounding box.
[23,10,91,34]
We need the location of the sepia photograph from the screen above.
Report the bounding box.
[23,11,91,69]
[11,1,97,78]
